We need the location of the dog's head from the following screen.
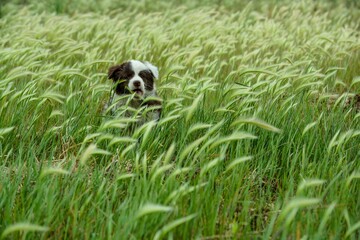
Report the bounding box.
[108,60,159,98]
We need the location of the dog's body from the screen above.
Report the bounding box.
[106,60,162,123]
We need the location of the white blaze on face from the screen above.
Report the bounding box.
[127,60,146,96]
[128,60,159,97]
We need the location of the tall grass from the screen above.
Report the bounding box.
[0,0,359,239]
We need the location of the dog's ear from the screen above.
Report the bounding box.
[143,61,159,79]
[108,63,126,82]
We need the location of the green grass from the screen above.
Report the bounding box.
[0,0,360,239]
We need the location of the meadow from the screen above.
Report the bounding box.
[0,0,360,239]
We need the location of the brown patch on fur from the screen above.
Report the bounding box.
[106,60,161,123]
[142,99,162,107]
[139,70,154,91]
[108,62,134,95]
[141,99,162,118]
[351,94,360,111]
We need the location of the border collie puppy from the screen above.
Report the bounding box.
[106,60,162,123]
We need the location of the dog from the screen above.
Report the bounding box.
[105,60,162,124]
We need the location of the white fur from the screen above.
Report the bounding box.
[143,61,159,79]
[106,60,161,123]
[128,60,158,98]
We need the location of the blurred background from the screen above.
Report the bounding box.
[1,0,359,16]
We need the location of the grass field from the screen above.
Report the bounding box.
[0,0,360,239]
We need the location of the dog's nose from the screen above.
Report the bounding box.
[133,81,141,87]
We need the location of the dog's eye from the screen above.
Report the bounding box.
[123,71,135,79]
[139,71,154,82]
